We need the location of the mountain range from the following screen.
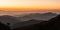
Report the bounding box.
[18,12,58,21]
[0,12,58,29]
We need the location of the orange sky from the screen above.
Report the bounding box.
[0,0,60,11]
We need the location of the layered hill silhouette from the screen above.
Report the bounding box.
[33,15,60,30]
[13,14,60,30]
[0,12,59,30]
[18,12,57,21]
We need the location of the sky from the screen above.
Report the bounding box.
[0,0,60,11]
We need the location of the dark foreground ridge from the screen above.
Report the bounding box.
[0,14,60,30]
[0,22,10,30]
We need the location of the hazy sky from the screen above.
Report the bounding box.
[0,0,60,11]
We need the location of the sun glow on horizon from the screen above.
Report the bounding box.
[0,0,60,11]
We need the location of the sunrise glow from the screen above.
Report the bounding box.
[0,0,60,11]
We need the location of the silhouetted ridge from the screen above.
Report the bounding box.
[44,15,60,30]
[18,12,57,21]
[0,12,59,30]
[0,22,10,30]
[48,15,60,23]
